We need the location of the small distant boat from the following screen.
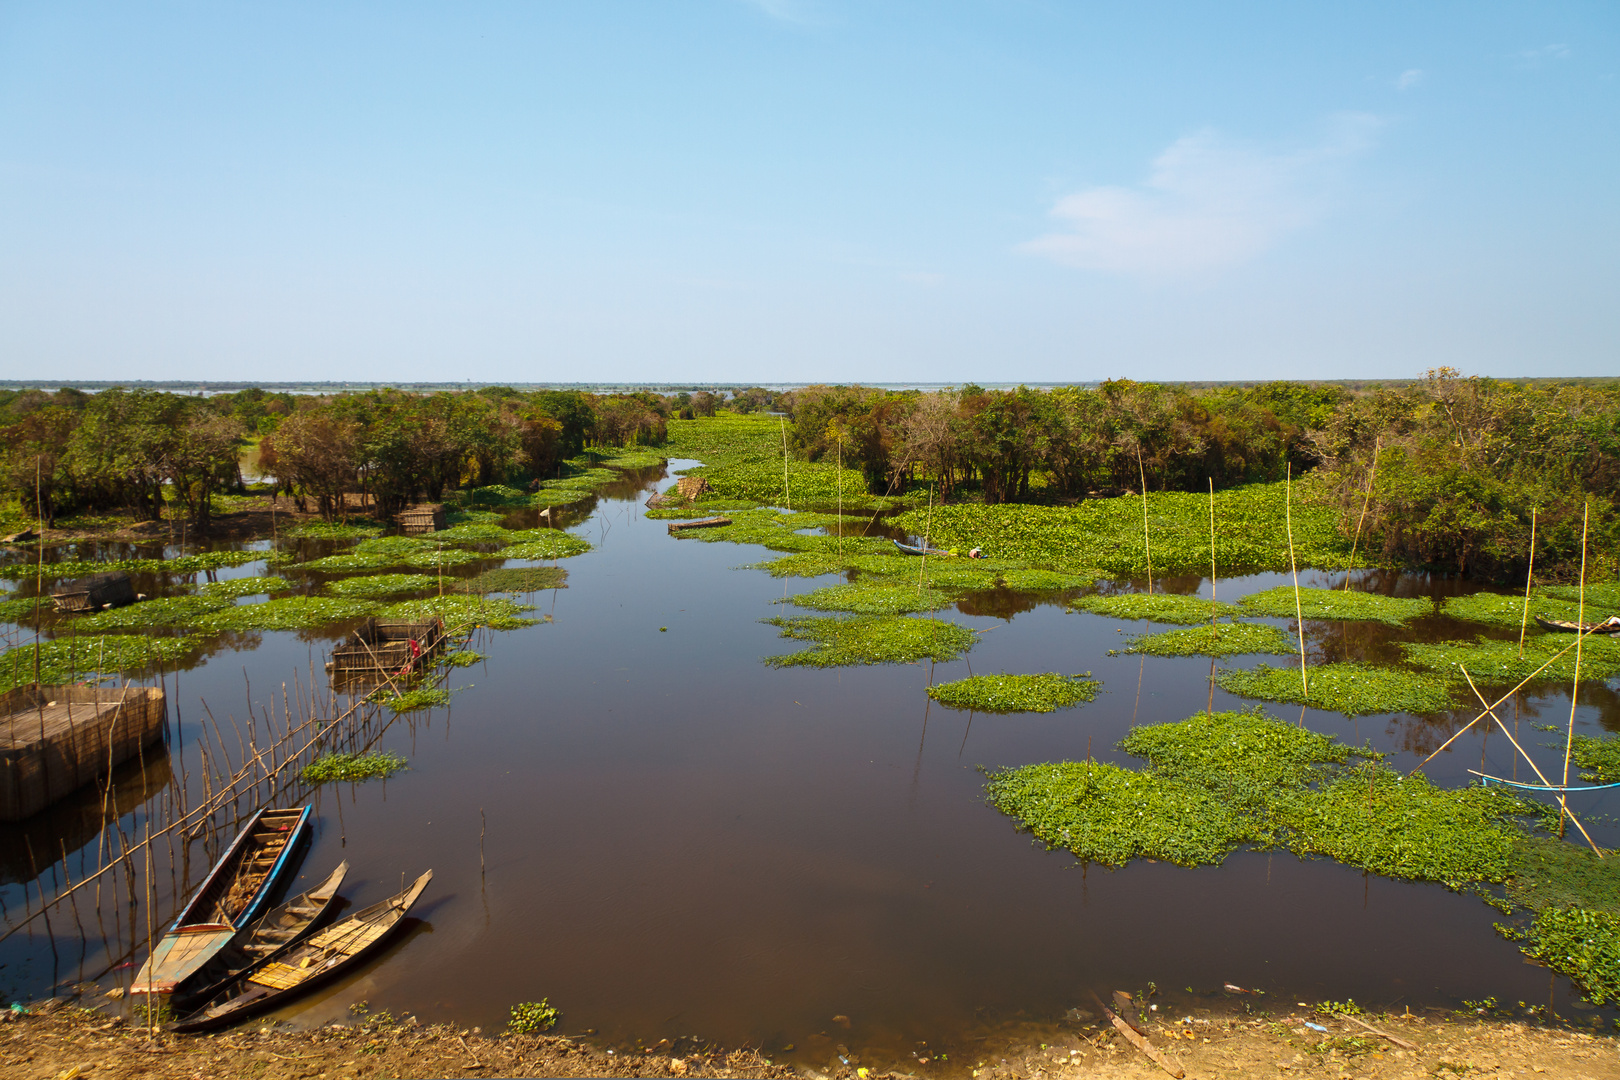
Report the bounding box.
[893,539,949,557]
[170,870,433,1033]
[1533,614,1620,635]
[667,516,732,532]
[172,861,348,1009]
[131,806,312,996]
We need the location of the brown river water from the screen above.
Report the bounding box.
[2,460,1618,1067]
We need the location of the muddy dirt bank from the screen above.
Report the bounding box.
[6,998,1619,1079]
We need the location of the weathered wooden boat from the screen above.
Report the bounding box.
[50,571,136,613]
[666,516,732,533]
[131,805,312,996]
[170,870,432,1033]
[893,539,949,557]
[1533,614,1620,635]
[172,861,348,1009]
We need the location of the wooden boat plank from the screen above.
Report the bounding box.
[667,516,732,532]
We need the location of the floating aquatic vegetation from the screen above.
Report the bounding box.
[1543,583,1620,610]
[443,649,485,668]
[1399,634,1620,685]
[294,552,398,573]
[379,687,451,713]
[499,529,592,560]
[986,709,1532,888]
[787,582,950,615]
[1238,586,1433,626]
[0,595,46,623]
[76,595,234,630]
[589,447,666,469]
[529,488,596,508]
[892,483,1353,579]
[1070,593,1239,625]
[432,523,513,545]
[1511,907,1620,1005]
[1441,590,1584,628]
[455,567,567,594]
[325,573,440,599]
[748,552,855,578]
[1123,623,1296,658]
[0,550,263,581]
[201,577,294,599]
[0,634,202,693]
[445,509,505,526]
[1567,733,1620,785]
[665,416,906,510]
[645,499,761,519]
[1215,661,1457,715]
[283,521,383,540]
[381,594,538,631]
[927,672,1099,713]
[463,484,531,506]
[401,547,483,569]
[763,614,977,667]
[197,596,380,632]
[355,536,434,557]
[301,751,407,783]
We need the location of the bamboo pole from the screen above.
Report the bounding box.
[1343,438,1380,591]
[1286,464,1308,698]
[918,481,935,593]
[1560,503,1590,830]
[1519,508,1538,658]
[1208,478,1217,625]
[1137,447,1152,592]
[779,417,791,511]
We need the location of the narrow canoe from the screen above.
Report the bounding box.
[893,539,950,557]
[131,805,312,996]
[173,861,348,1009]
[170,870,432,1033]
[1533,614,1620,635]
[667,517,732,532]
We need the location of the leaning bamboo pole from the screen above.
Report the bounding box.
[1518,508,1538,658]
[1137,447,1152,593]
[1342,438,1380,591]
[1286,464,1308,698]
[1560,503,1590,831]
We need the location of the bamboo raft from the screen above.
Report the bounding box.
[667,516,732,533]
[0,684,167,822]
[325,618,445,685]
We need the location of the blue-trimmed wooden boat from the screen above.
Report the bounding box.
[893,539,950,557]
[131,805,312,996]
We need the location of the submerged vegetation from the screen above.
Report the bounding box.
[927,672,1099,713]
[1214,662,1457,715]
[763,614,977,667]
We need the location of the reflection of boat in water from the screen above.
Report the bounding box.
[171,870,433,1033]
[1533,614,1620,635]
[132,806,312,996]
[175,862,348,1009]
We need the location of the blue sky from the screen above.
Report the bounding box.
[1,1,1616,383]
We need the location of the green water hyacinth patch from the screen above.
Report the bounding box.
[401,547,482,569]
[1238,586,1433,626]
[355,536,434,557]
[381,594,537,631]
[787,582,950,615]
[380,687,451,713]
[1215,661,1457,715]
[1512,907,1620,1006]
[201,577,294,599]
[455,567,567,594]
[1400,634,1620,685]
[301,751,407,783]
[1123,623,1296,658]
[1570,733,1620,785]
[0,634,202,693]
[198,596,380,632]
[431,523,514,545]
[498,530,591,560]
[0,550,263,581]
[1441,590,1585,629]
[75,595,233,630]
[763,614,977,667]
[1543,582,1620,610]
[294,552,398,573]
[0,596,45,623]
[1070,593,1239,625]
[927,672,1099,713]
[283,521,383,540]
[325,574,440,599]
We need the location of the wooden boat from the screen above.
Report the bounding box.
[1533,614,1620,635]
[172,861,348,1009]
[893,539,950,557]
[666,516,732,533]
[50,570,136,613]
[170,870,432,1033]
[131,805,312,995]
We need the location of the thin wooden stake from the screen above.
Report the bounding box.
[779,417,791,511]
[1137,447,1152,592]
[1286,463,1307,698]
[1208,477,1217,625]
[1519,508,1538,658]
[1561,502,1590,827]
[1343,437,1379,591]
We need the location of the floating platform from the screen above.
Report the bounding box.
[50,570,136,613]
[0,683,167,822]
[397,504,446,535]
[325,618,445,687]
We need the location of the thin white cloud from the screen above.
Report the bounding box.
[1021,114,1379,277]
[737,0,816,24]
[1395,68,1424,91]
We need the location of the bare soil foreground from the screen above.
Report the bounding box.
[6,1000,1620,1080]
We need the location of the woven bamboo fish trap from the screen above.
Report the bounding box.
[0,683,167,821]
[50,571,136,613]
[674,476,712,501]
[397,504,446,535]
[325,618,445,689]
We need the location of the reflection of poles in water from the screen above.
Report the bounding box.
[910,697,930,810]
[1133,647,1145,726]
[1519,508,1538,658]
[957,710,974,759]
